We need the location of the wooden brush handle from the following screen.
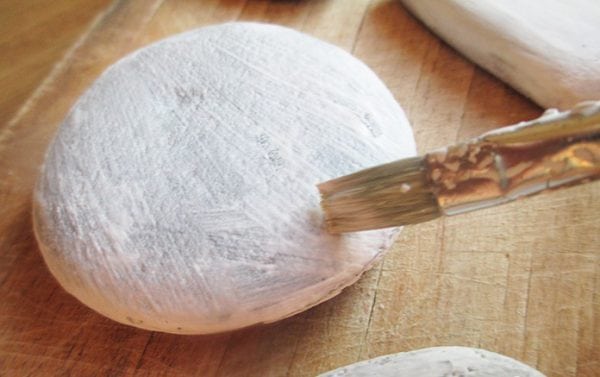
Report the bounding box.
[425,101,600,216]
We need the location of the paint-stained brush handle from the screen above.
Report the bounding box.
[319,101,600,233]
[429,101,600,217]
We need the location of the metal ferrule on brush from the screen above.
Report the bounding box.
[426,101,600,217]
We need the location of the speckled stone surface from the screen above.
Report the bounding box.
[33,22,416,334]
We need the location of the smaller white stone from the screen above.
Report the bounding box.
[319,346,545,377]
[400,0,600,109]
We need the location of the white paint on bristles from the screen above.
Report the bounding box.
[33,23,416,334]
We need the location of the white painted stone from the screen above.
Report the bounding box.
[319,346,545,377]
[401,0,600,109]
[33,23,416,334]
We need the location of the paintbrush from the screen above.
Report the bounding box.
[318,101,600,233]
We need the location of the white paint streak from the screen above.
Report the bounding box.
[32,23,416,334]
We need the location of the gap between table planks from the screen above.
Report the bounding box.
[0,1,598,376]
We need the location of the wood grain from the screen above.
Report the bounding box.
[0,0,112,129]
[1,0,598,376]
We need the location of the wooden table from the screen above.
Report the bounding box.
[1,1,598,376]
[0,0,112,130]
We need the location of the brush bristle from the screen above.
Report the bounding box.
[318,157,441,233]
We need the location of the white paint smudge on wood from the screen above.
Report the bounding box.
[400,0,600,109]
[33,23,416,334]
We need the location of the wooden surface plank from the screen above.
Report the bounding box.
[1,0,598,376]
[0,0,113,130]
